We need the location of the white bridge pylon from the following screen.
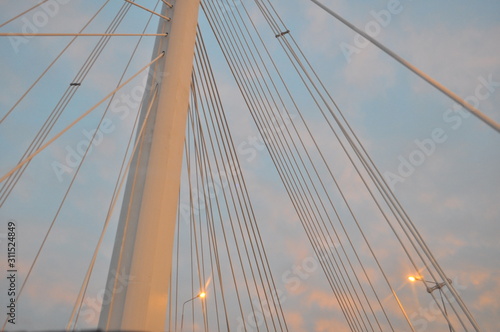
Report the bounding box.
[98,1,201,331]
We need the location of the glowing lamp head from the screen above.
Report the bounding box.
[408,276,417,282]
[199,292,206,299]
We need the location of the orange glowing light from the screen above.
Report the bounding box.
[408,276,422,282]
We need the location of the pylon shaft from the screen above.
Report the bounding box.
[98,1,200,330]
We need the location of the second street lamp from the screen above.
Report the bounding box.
[180,291,206,331]
[408,275,454,331]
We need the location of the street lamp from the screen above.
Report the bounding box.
[408,275,454,331]
[408,275,452,293]
[180,291,206,331]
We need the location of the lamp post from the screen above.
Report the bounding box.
[408,276,454,331]
[180,292,206,331]
[408,275,452,293]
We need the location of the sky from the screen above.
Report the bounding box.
[0,0,499,331]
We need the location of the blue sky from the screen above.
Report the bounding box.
[0,0,499,331]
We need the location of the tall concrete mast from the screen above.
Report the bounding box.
[98,1,201,330]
